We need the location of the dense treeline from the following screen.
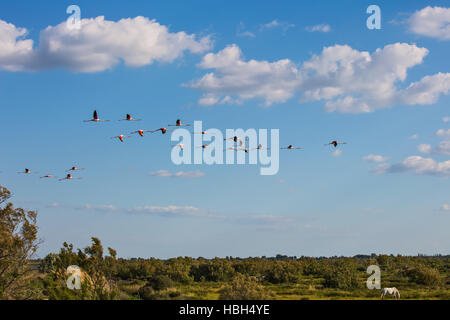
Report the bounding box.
[111,254,449,288]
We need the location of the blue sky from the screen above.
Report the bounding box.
[0,1,449,258]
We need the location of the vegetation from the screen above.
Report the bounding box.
[219,274,274,300]
[0,185,449,300]
[0,186,41,299]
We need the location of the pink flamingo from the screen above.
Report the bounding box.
[59,173,82,181]
[281,145,302,150]
[119,114,141,121]
[325,140,347,148]
[224,136,248,143]
[18,168,37,174]
[40,174,58,179]
[66,166,85,172]
[130,130,152,137]
[83,110,110,122]
[253,144,270,150]
[168,119,190,127]
[151,128,172,135]
[172,143,184,150]
[111,134,131,142]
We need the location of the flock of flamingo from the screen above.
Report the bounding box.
[13,110,347,181]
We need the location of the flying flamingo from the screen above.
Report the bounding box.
[151,128,172,135]
[168,119,190,127]
[66,166,85,172]
[197,144,211,149]
[224,136,248,143]
[111,134,131,142]
[172,143,184,150]
[40,174,58,179]
[59,174,82,181]
[83,110,110,122]
[253,144,270,150]
[281,145,302,150]
[119,114,141,121]
[325,140,347,148]
[18,168,37,174]
[130,130,152,137]
[226,147,248,153]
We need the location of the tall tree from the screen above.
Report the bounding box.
[0,186,41,299]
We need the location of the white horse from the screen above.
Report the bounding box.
[381,287,400,299]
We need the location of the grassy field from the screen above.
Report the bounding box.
[114,272,450,300]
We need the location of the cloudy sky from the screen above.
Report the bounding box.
[0,0,449,258]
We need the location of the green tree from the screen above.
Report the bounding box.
[42,237,119,300]
[0,186,41,299]
[323,261,359,290]
[406,265,442,287]
[219,273,274,300]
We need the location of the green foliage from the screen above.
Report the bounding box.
[0,186,41,300]
[41,237,119,300]
[219,273,274,300]
[265,261,302,284]
[146,275,174,291]
[323,260,359,290]
[406,265,443,287]
[191,258,235,282]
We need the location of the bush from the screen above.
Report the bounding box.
[323,263,359,290]
[39,253,60,273]
[219,274,274,300]
[138,285,181,300]
[146,275,174,291]
[407,266,442,287]
[191,259,235,282]
[265,261,301,284]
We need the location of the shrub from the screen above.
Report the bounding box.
[407,266,442,287]
[323,263,359,290]
[265,261,301,284]
[219,274,274,300]
[147,275,174,291]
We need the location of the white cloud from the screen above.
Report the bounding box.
[237,31,255,38]
[186,44,302,106]
[418,144,432,154]
[378,155,450,177]
[301,43,445,113]
[363,154,389,163]
[0,16,212,72]
[260,20,295,32]
[236,22,255,38]
[443,117,450,123]
[150,170,205,178]
[440,204,450,211]
[409,134,419,139]
[261,20,280,29]
[432,141,450,156]
[81,203,206,217]
[370,163,391,175]
[0,19,34,71]
[419,141,450,156]
[400,72,450,106]
[409,6,450,40]
[65,202,295,225]
[305,24,331,32]
[188,43,450,112]
[436,129,450,137]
